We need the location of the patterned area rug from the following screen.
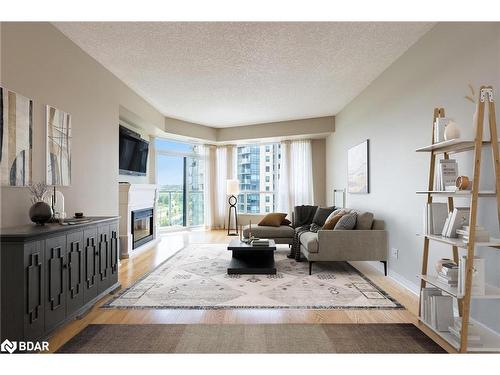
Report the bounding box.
[103,244,403,310]
[57,324,445,353]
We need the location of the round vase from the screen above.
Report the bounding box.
[29,201,53,225]
[444,121,460,140]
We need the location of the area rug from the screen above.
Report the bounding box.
[57,324,445,353]
[103,244,403,310]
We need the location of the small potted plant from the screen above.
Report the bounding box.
[27,182,53,225]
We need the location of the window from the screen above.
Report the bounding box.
[156,139,204,228]
[237,144,280,214]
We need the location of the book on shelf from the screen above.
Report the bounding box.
[456,226,490,243]
[421,288,442,324]
[448,318,482,346]
[421,288,454,332]
[444,207,470,238]
[423,202,448,235]
[458,256,485,297]
[437,275,458,286]
[434,158,458,191]
[441,212,452,237]
[251,239,270,246]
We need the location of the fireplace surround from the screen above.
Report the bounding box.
[119,183,159,258]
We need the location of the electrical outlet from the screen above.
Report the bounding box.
[391,248,399,259]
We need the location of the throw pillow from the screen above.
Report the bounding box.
[258,213,288,227]
[281,218,292,226]
[334,212,358,230]
[355,211,374,230]
[312,206,336,227]
[322,213,345,230]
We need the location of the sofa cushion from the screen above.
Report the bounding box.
[299,231,319,253]
[312,206,336,226]
[334,212,358,230]
[322,213,345,230]
[281,218,292,226]
[258,213,287,227]
[355,211,374,230]
[243,224,294,239]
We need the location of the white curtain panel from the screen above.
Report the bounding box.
[278,139,314,217]
[202,144,217,229]
[277,140,291,215]
[214,146,229,229]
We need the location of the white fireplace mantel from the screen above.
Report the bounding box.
[118,183,159,258]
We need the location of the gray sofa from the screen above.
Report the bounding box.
[241,209,388,276]
[299,218,388,275]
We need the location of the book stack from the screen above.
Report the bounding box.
[251,239,270,246]
[448,318,482,348]
[437,262,459,287]
[456,226,490,243]
[434,159,458,191]
[420,288,454,332]
[458,256,485,297]
[441,207,470,238]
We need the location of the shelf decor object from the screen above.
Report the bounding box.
[416,86,500,353]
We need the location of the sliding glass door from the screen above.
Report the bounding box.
[156,140,204,230]
[157,154,185,228]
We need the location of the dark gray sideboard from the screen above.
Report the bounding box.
[0,217,120,342]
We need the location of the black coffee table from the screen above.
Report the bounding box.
[227,239,277,275]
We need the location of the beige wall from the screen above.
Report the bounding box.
[311,138,326,207]
[216,116,334,142]
[0,22,167,227]
[325,22,500,331]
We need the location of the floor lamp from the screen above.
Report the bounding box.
[226,179,239,236]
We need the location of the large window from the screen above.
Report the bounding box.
[236,144,280,214]
[156,139,204,229]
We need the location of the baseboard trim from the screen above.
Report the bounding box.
[360,261,420,296]
[388,270,420,296]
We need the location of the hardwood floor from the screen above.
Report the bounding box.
[47,229,453,353]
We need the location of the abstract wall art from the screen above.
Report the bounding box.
[46,105,72,186]
[347,139,369,194]
[0,86,33,186]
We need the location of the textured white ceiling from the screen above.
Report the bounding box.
[54,22,434,127]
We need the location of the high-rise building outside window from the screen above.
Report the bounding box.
[237,143,280,213]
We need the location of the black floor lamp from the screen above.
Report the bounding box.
[226,179,239,236]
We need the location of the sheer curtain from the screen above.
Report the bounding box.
[203,144,217,229]
[203,144,237,230]
[277,139,314,216]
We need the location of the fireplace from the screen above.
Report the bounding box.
[131,208,154,249]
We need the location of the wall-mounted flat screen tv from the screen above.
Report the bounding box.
[119,125,149,176]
